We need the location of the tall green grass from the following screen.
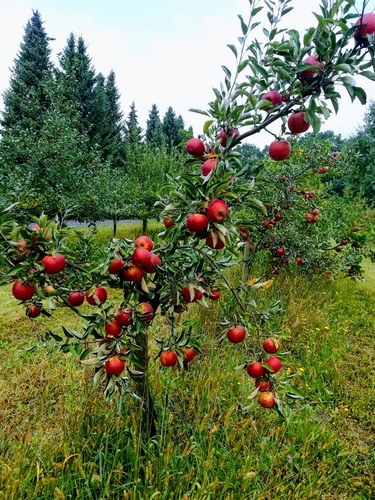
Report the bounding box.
[0,226,374,499]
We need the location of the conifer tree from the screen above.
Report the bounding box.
[1,10,53,132]
[125,102,143,148]
[145,104,164,147]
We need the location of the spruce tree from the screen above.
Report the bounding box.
[145,104,164,147]
[1,10,53,132]
[162,106,182,149]
[125,102,143,147]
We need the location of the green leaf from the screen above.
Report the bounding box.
[188,108,211,117]
[221,65,232,80]
[359,71,375,82]
[227,44,238,58]
[203,120,214,135]
[238,14,248,35]
[335,63,353,73]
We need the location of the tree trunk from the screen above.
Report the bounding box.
[113,215,117,237]
[142,218,147,234]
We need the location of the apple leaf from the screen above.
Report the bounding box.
[227,44,238,58]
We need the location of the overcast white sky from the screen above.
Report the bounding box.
[0,0,374,148]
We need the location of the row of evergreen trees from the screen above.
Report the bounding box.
[0,10,191,226]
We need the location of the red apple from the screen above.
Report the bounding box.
[209,289,221,301]
[256,379,273,392]
[355,12,375,43]
[68,291,85,307]
[42,253,66,274]
[108,257,125,274]
[287,112,311,134]
[259,392,276,408]
[116,308,133,326]
[264,356,282,374]
[261,89,282,109]
[227,325,246,343]
[104,356,125,376]
[186,214,208,233]
[134,235,153,252]
[247,361,265,378]
[131,248,151,268]
[206,199,229,222]
[296,257,303,265]
[143,253,162,273]
[181,285,203,303]
[137,302,154,321]
[299,55,324,82]
[202,158,217,176]
[12,280,35,301]
[123,265,144,281]
[182,347,195,363]
[163,217,175,228]
[206,231,226,249]
[186,137,205,157]
[263,338,280,354]
[276,247,285,256]
[103,319,120,338]
[333,151,339,157]
[44,285,57,296]
[160,350,178,367]
[86,287,107,306]
[26,304,41,318]
[219,128,240,147]
[269,140,291,161]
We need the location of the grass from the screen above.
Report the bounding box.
[0,227,374,499]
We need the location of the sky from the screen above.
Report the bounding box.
[0,0,374,148]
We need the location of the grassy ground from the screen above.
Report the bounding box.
[0,227,374,499]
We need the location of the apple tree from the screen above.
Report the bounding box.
[1,0,375,439]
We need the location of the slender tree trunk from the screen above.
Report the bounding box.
[113,215,117,237]
[142,218,147,234]
[135,325,157,441]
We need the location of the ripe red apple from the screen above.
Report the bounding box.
[264,356,282,374]
[134,235,153,252]
[333,151,339,157]
[137,302,154,321]
[319,166,328,174]
[12,280,35,301]
[181,285,202,303]
[123,265,144,282]
[256,379,273,392]
[209,289,221,301]
[108,257,125,274]
[104,356,125,376]
[206,199,229,222]
[311,208,319,216]
[42,253,66,274]
[68,291,85,307]
[26,304,41,318]
[287,112,311,134]
[299,55,324,82]
[202,159,217,176]
[116,308,133,326]
[261,89,282,109]
[296,257,303,265]
[143,253,162,273]
[86,287,107,306]
[246,361,265,378]
[206,231,226,249]
[276,247,285,256]
[160,350,178,367]
[341,239,348,246]
[263,338,280,354]
[182,347,195,363]
[131,248,151,268]
[186,137,205,157]
[269,140,291,161]
[259,391,276,408]
[219,128,240,147]
[186,213,209,233]
[355,12,375,43]
[104,319,121,338]
[227,325,246,343]
[163,216,175,228]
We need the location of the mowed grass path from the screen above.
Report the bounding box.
[0,246,374,498]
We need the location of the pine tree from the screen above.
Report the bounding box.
[58,33,97,137]
[1,10,53,132]
[162,106,182,149]
[104,70,126,166]
[125,102,143,147]
[145,104,164,147]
